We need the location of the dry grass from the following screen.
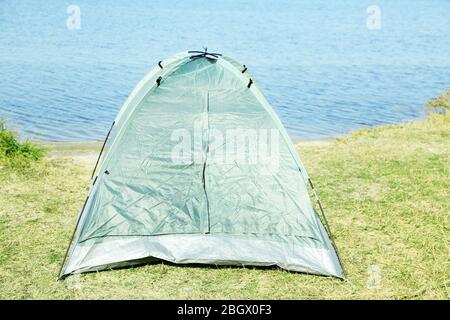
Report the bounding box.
[0,113,449,299]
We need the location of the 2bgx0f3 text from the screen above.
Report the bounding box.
[221,304,271,316]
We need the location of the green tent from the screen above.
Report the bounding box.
[59,50,344,279]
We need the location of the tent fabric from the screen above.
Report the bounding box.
[60,51,344,279]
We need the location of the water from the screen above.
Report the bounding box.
[0,0,449,141]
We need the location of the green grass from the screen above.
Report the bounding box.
[0,119,46,170]
[0,110,449,299]
[425,88,450,115]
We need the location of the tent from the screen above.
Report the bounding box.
[59,50,344,279]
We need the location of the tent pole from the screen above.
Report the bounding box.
[58,120,115,280]
[308,178,347,279]
[57,195,89,280]
[91,121,115,179]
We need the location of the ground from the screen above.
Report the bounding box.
[0,114,448,299]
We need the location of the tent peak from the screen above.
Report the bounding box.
[188,48,222,60]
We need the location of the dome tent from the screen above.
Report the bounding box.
[59,50,344,279]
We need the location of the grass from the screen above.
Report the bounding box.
[425,88,450,115]
[0,119,46,170]
[0,99,449,299]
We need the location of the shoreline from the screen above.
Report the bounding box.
[24,114,437,157]
[32,116,430,153]
[31,115,437,169]
[39,137,334,165]
[38,136,335,150]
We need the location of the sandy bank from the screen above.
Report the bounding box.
[40,138,333,167]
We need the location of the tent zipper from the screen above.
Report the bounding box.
[202,91,211,234]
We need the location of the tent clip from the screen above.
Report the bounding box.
[241,65,247,73]
[158,61,163,69]
[156,76,162,87]
[247,79,253,88]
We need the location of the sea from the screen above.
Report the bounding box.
[0,0,449,141]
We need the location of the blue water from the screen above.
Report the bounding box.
[0,0,449,141]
